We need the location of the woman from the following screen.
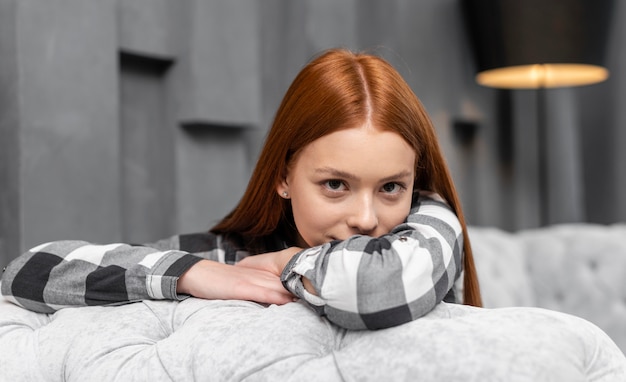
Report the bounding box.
[1,48,481,330]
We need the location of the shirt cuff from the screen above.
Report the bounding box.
[147,252,204,300]
[280,247,326,307]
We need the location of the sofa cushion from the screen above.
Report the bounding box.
[468,227,536,307]
[469,223,626,354]
[520,223,626,354]
[1,293,624,381]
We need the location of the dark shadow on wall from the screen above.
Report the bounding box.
[119,52,176,244]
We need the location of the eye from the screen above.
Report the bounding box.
[380,182,404,194]
[324,179,346,191]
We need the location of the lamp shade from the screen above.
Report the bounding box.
[462,0,614,88]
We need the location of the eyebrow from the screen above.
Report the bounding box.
[314,167,414,183]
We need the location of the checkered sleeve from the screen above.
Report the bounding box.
[281,191,463,330]
[0,232,232,313]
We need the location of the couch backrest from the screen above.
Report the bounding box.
[469,223,626,354]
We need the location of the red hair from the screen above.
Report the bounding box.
[212,49,482,307]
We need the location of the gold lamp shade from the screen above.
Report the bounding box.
[462,0,614,89]
[476,63,609,89]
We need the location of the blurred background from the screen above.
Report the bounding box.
[1,0,625,269]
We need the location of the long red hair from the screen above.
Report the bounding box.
[212,49,482,307]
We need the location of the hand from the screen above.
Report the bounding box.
[236,247,317,296]
[235,247,302,276]
[176,260,296,305]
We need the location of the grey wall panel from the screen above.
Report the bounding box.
[179,0,261,126]
[176,127,249,233]
[0,0,21,269]
[18,0,121,249]
[120,53,176,244]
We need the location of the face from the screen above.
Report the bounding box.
[277,123,416,248]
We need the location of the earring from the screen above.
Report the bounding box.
[282,191,289,198]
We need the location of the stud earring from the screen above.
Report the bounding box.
[282,191,289,198]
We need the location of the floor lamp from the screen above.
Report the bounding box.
[461,0,614,226]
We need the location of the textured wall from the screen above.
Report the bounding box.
[1,0,625,270]
[15,0,121,252]
[0,0,21,269]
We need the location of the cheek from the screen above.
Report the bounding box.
[291,198,337,243]
[377,199,413,232]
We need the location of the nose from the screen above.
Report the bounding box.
[347,194,379,235]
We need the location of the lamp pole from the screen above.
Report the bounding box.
[536,87,549,226]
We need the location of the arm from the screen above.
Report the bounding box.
[1,239,201,313]
[1,233,293,313]
[280,191,463,330]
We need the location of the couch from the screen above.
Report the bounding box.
[1,223,625,381]
[471,223,626,354]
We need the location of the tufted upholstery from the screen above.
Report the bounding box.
[470,223,626,354]
[1,295,625,380]
[1,223,625,380]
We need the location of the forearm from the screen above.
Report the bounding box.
[0,231,256,313]
[281,191,463,330]
[1,240,202,313]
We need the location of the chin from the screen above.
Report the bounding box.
[301,235,340,247]
[325,236,344,244]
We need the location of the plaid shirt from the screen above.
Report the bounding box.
[1,191,463,330]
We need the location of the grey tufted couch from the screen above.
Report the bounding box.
[1,224,625,380]
[469,223,626,354]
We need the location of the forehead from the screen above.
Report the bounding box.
[293,124,416,177]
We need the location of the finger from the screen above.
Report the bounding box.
[233,273,296,305]
[245,273,292,296]
[244,287,297,305]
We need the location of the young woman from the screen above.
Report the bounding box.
[1,48,481,330]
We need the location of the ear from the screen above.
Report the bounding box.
[276,178,290,199]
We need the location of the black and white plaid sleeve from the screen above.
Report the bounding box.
[0,232,235,314]
[281,191,463,330]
